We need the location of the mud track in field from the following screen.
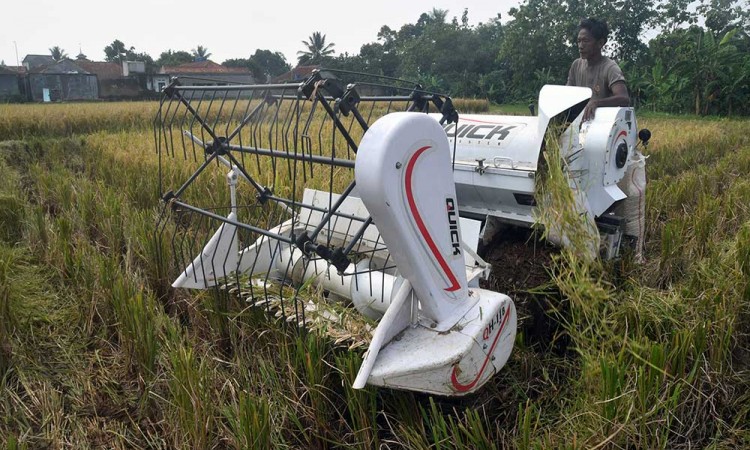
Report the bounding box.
[479,226,566,352]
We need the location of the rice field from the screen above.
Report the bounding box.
[0,100,748,449]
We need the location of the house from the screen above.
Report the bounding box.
[122,61,146,76]
[147,73,170,94]
[75,59,144,99]
[0,66,24,102]
[25,59,98,101]
[153,60,254,92]
[22,54,56,71]
[15,54,259,101]
[19,54,154,101]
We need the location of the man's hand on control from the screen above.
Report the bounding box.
[583,99,599,122]
[583,82,629,121]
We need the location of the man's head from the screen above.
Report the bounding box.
[577,18,609,61]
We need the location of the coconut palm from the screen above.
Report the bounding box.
[297,32,335,64]
[49,46,67,61]
[428,7,448,24]
[192,45,212,61]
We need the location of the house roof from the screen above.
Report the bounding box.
[30,59,90,75]
[0,66,20,76]
[75,60,122,79]
[22,54,56,69]
[160,60,252,75]
[3,66,26,74]
[271,65,320,83]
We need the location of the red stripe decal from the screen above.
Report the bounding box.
[405,145,461,292]
[450,304,511,392]
[616,130,627,140]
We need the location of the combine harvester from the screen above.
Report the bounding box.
[154,69,650,396]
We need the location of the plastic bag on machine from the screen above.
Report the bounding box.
[616,148,647,259]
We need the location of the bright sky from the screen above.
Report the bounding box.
[1,0,523,67]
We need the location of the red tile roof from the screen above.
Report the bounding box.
[161,60,251,75]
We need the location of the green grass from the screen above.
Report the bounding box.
[0,102,748,448]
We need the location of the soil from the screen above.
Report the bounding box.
[479,226,569,353]
[479,226,554,297]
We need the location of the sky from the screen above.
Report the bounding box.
[1,0,523,67]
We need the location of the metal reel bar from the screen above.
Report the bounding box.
[156,70,455,270]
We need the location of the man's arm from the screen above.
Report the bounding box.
[597,81,630,107]
[582,81,629,121]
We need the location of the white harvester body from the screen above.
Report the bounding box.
[161,79,646,396]
[434,86,639,232]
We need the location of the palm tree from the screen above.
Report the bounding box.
[297,32,335,65]
[192,45,212,61]
[49,46,67,61]
[429,8,448,24]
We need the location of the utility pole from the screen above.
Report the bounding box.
[13,41,20,67]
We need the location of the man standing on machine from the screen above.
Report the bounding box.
[567,18,646,261]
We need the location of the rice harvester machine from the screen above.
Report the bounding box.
[154,69,649,396]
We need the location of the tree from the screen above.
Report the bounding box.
[721,54,749,115]
[674,28,745,114]
[425,8,448,25]
[627,58,687,111]
[192,45,211,61]
[221,50,290,83]
[657,0,700,31]
[157,50,193,67]
[49,46,67,61]
[101,39,157,73]
[499,0,576,100]
[460,8,470,29]
[354,25,402,77]
[479,70,508,103]
[606,0,657,64]
[497,0,658,101]
[297,32,335,64]
[222,58,251,68]
[222,58,265,81]
[250,49,290,77]
[648,24,748,115]
[377,25,397,45]
[101,39,155,72]
[698,0,750,34]
[104,39,133,62]
[358,42,400,77]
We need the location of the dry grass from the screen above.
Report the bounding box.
[0,102,748,449]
